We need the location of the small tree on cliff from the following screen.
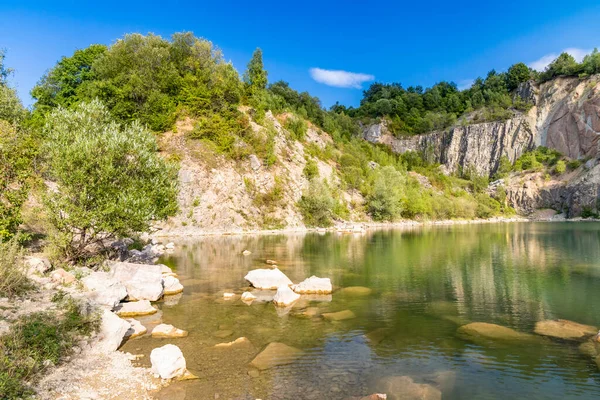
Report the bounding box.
[43,100,178,263]
[243,48,268,98]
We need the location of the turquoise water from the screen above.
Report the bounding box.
[122,222,600,399]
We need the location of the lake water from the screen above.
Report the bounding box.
[122,222,600,399]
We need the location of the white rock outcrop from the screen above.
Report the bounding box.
[273,285,300,307]
[244,268,293,290]
[163,275,184,295]
[97,309,131,352]
[109,262,164,301]
[150,344,187,379]
[82,271,128,309]
[292,276,332,294]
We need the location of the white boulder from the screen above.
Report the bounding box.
[124,318,147,339]
[82,271,128,309]
[109,262,164,301]
[150,344,187,379]
[115,300,158,317]
[163,275,183,295]
[24,256,51,274]
[244,268,293,289]
[152,323,188,338]
[241,292,257,302]
[292,276,332,294]
[273,285,300,307]
[97,310,130,352]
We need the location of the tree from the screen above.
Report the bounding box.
[541,52,579,81]
[43,100,178,262]
[244,48,268,97]
[297,179,336,227]
[367,166,405,221]
[506,62,531,91]
[582,48,600,75]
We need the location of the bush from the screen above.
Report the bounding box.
[367,166,406,221]
[554,160,566,174]
[303,158,319,181]
[0,297,99,398]
[0,237,30,298]
[567,159,582,170]
[284,116,307,140]
[43,100,179,263]
[298,180,337,227]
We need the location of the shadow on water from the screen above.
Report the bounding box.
[120,222,600,400]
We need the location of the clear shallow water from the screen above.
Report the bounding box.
[122,222,600,400]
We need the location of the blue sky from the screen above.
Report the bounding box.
[2,1,600,108]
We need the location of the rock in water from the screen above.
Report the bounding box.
[163,275,184,295]
[214,337,252,349]
[97,309,131,352]
[322,310,356,321]
[293,276,332,294]
[115,300,158,317]
[241,291,257,302]
[242,250,252,256]
[150,344,187,379]
[152,323,188,338]
[457,322,535,342]
[273,285,300,307]
[124,318,147,339]
[244,268,293,289]
[338,286,372,296]
[249,342,302,370]
[534,319,598,341]
[109,262,164,301]
[376,376,441,400]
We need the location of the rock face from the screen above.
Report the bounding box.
[376,376,441,400]
[293,276,332,294]
[96,310,130,352]
[272,285,300,307]
[109,262,164,301]
[534,319,597,341]
[249,342,302,370]
[244,268,293,289]
[150,344,187,379]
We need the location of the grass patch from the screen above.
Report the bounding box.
[0,237,31,298]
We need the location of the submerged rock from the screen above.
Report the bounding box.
[213,329,234,338]
[338,286,372,296]
[214,337,252,349]
[534,319,597,341]
[273,285,300,307]
[376,376,441,400]
[97,309,130,352]
[152,323,188,338]
[242,250,252,256]
[109,262,164,301]
[162,276,183,295]
[365,328,391,345]
[150,344,187,379]
[244,268,293,289]
[266,259,277,265]
[249,342,303,370]
[115,300,158,317]
[292,276,333,294]
[457,322,535,342]
[322,309,356,321]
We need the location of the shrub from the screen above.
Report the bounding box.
[367,166,406,221]
[298,180,337,227]
[554,160,566,174]
[284,116,307,140]
[567,159,582,170]
[43,100,179,264]
[0,297,99,398]
[303,158,319,181]
[0,237,30,297]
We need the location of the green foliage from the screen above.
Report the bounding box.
[367,166,406,221]
[284,116,307,140]
[303,158,319,181]
[554,160,566,175]
[514,146,562,172]
[244,48,268,98]
[539,53,580,82]
[0,236,31,298]
[494,155,512,180]
[506,62,532,90]
[43,100,179,263]
[567,159,582,170]
[0,297,99,399]
[298,180,339,227]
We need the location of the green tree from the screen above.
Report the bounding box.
[582,49,600,75]
[367,166,405,221]
[244,48,268,97]
[43,100,178,263]
[297,179,336,227]
[506,62,531,91]
[540,52,579,80]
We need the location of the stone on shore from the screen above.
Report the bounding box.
[249,342,303,370]
[115,300,158,317]
[150,344,187,379]
[97,309,131,352]
[82,271,128,309]
[273,285,300,307]
[322,310,356,321]
[51,268,76,285]
[124,318,147,339]
[376,376,441,400]
[457,322,535,342]
[109,262,164,301]
[338,286,372,296]
[293,276,333,294]
[534,319,598,341]
[244,268,293,289]
[163,275,184,295]
[152,323,188,338]
[241,291,257,302]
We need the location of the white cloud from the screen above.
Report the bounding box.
[528,47,593,71]
[309,67,375,89]
[457,79,474,91]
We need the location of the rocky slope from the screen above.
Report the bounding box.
[363,75,600,217]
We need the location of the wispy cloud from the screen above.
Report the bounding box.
[457,79,474,91]
[309,68,375,89]
[528,47,593,71]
